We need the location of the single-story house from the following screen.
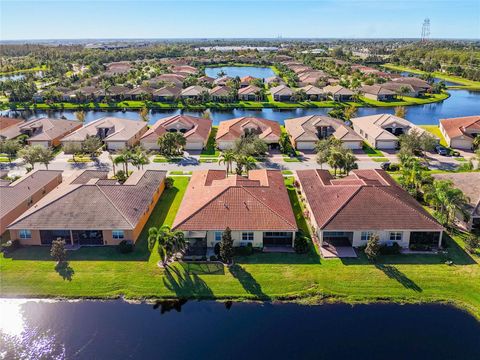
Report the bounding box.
[0,170,62,236]
[152,85,182,102]
[150,74,186,87]
[198,75,215,86]
[381,82,422,97]
[8,169,167,246]
[391,77,432,93]
[432,172,480,230]
[361,85,396,101]
[351,114,435,149]
[19,118,82,148]
[240,75,257,88]
[180,85,209,99]
[213,76,232,86]
[439,115,480,150]
[61,117,147,151]
[171,65,197,75]
[172,169,298,258]
[265,76,285,86]
[209,85,234,102]
[0,117,24,140]
[284,115,363,150]
[270,84,294,102]
[298,70,328,86]
[297,85,325,101]
[124,86,155,100]
[216,117,281,150]
[323,85,355,101]
[140,115,212,151]
[297,169,444,250]
[105,61,132,75]
[237,85,262,101]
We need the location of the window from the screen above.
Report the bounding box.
[19,229,32,239]
[242,232,254,241]
[389,232,403,241]
[361,232,374,241]
[214,231,222,242]
[112,230,125,240]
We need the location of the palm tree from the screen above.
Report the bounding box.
[113,154,126,173]
[424,180,470,227]
[74,110,86,123]
[108,153,116,175]
[119,148,133,173]
[473,136,480,150]
[218,150,235,174]
[147,225,186,266]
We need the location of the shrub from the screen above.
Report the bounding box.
[214,242,221,256]
[387,163,400,171]
[235,243,253,256]
[115,170,128,183]
[379,242,401,255]
[464,233,480,254]
[50,238,67,263]
[165,177,174,189]
[209,255,218,261]
[294,233,309,254]
[117,240,134,254]
[365,234,380,261]
[1,239,21,254]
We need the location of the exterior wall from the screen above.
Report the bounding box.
[126,127,148,147]
[140,140,158,150]
[184,141,204,150]
[343,141,363,150]
[10,229,42,245]
[203,230,294,248]
[1,174,62,235]
[131,179,165,243]
[296,141,315,150]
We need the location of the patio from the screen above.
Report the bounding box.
[320,245,357,259]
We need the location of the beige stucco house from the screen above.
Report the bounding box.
[439,115,480,150]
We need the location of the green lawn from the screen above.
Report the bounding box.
[419,125,448,147]
[358,93,449,107]
[152,155,183,163]
[200,126,219,157]
[371,157,389,162]
[382,64,480,90]
[1,176,479,320]
[362,143,384,157]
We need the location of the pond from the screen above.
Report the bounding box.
[0,71,44,82]
[1,299,479,359]
[205,66,276,79]
[3,89,479,126]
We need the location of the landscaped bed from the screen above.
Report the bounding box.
[0,176,479,320]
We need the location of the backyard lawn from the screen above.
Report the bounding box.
[1,176,479,320]
[419,125,448,146]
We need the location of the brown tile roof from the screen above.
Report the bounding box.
[0,170,62,224]
[216,117,281,142]
[0,117,24,139]
[209,85,232,96]
[152,85,182,97]
[440,116,480,140]
[323,85,354,96]
[181,85,208,96]
[173,170,297,231]
[361,85,396,96]
[284,115,362,143]
[297,169,443,231]
[392,77,432,90]
[19,118,82,142]
[298,85,323,96]
[9,170,167,230]
[237,85,261,95]
[141,115,212,143]
[62,117,147,143]
[270,84,293,96]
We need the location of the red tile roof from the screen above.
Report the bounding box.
[440,116,480,139]
[173,170,297,231]
[297,169,443,231]
[141,115,212,143]
[216,117,281,142]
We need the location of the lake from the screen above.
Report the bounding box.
[0,71,44,82]
[3,89,479,126]
[1,299,479,360]
[205,66,276,79]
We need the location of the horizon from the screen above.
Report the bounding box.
[1,0,479,41]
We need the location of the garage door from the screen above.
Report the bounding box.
[376,140,397,149]
[107,141,127,150]
[343,141,362,150]
[296,141,315,150]
[140,141,158,150]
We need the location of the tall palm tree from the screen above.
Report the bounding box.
[131,147,150,170]
[218,150,235,174]
[113,154,126,173]
[108,153,116,175]
[119,148,133,173]
[147,225,186,266]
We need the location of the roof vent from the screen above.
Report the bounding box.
[224,203,229,209]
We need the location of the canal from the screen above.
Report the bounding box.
[0,299,479,359]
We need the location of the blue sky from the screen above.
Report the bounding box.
[1,0,479,40]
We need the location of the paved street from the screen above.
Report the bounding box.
[1,149,476,178]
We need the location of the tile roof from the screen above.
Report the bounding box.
[173,170,297,231]
[351,114,431,141]
[181,85,208,96]
[216,117,281,142]
[297,169,443,231]
[284,115,362,143]
[9,170,167,230]
[61,117,147,142]
[152,85,182,97]
[270,84,293,96]
[392,77,432,89]
[0,170,62,222]
[141,115,212,143]
[323,85,354,96]
[0,117,24,139]
[361,84,396,96]
[19,118,81,142]
[209,85,232,96]
[237,85,261,95]
[440,116,480,140]
[298,85,324,95]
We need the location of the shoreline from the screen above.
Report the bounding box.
[0,92,449,111]
[1,292,478,321]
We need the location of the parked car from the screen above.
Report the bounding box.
[380,162,391,170]
[435,145,449,156]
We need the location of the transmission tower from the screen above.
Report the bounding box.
[421,18,430,42]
